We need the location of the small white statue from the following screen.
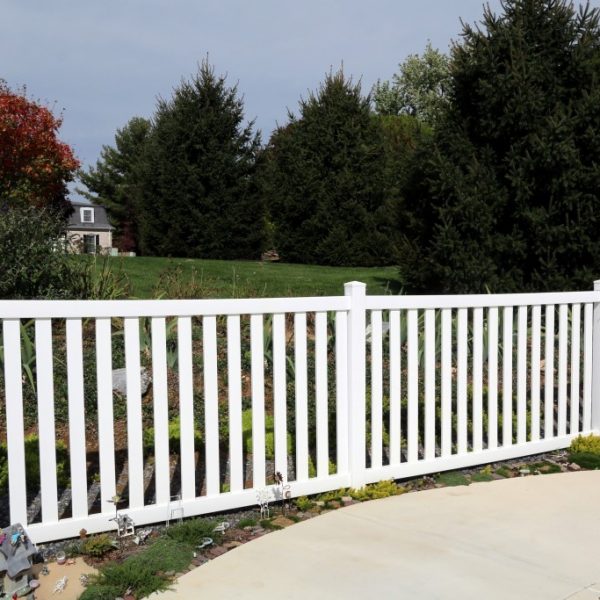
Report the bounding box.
[256,488,271,519]
[52,576,68,594]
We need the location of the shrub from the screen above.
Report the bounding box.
[294,496,313,511]
[237,517,257,528]
[165,517,220,546]
[143,419,202,454]
[569,434,600,455]
[81,534,116,558]
[568,453,600,470]
[349,480,404,501]
[0,434,69,494]
[83,538,192,599]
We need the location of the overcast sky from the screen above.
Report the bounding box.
[4,0,594,184]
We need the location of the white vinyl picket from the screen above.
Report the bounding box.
[472,308,483,453]
[487,307,499,450]
[227,316,244,493]
[294,313,309,482]
[203,316,220,496]
[272,313,287,478]
[66,318,88,518]
[315,311,329,477]
[250,314,266,488]
[570,304,581,435]
[35,319,59,522]
[388,310,401,464]
[177,316,195,500]
[95,318,116,512]
[370,310,383,468]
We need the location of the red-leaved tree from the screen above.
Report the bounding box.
[0,80,79,214]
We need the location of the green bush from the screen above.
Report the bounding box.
[165,517,220,546]
[569,434,600,455]
[0,434,69,494]
[242,409,292,459]
[143,419,202,453]
[81,534,115,558]
[349,480,404,501]
[568,452,600,470]
[83,537,192,599]
[294,496,313,511]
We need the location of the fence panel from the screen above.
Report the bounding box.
[0,287,598,543]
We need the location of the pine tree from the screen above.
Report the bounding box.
[78,117,150,252]
[136,61,263,259]
[401,0,600,293]
[262,70,397,266]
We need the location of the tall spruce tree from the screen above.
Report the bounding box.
[137,61,263,259]
[78,116,150,252]
[401,0,600,293]
[262,70,397,266]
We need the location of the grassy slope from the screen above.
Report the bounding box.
[108,256,401,299]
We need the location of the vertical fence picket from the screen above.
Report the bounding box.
[531,306,542,442]
[177,316,195,500]
[66,318,88,518]
[517,306,527,444]
[472,308,483,452]
[151,317,170,506]
[407,309,419,462]
[35,319,59,522]
[457,308,468,454]
[203,316,220,496]
[294,313,309,481]
[251,315,266,488]
[227,316,243,492]
[315,311,329,477]
[583,303,593,432]
[488,307,498,450]
[389,310,401,464]
[558,305,569,436]
[441,308,452,457]
[95,318,116,512]
[4,320,27,524]
[124,317,144,509]
[273,313,288,479]
[545,305,556,438]
[502,307,514,446]
[335,311,349,473]
[570,304,581,435]
[370,310,383,469]
[424,309,436,460]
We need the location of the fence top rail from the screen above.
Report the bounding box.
[0,296,351,320]
[365,290,599,310]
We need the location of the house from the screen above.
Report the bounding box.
[67,201,114,254]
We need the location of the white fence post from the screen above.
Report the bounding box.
[591,280,600,432]
[345,281,366,488]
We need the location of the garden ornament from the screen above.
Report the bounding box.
[197,537,213,549]
[109,513,135,538]
[212,522,230,534]
[52,576,67,594]
[256,488,271,519]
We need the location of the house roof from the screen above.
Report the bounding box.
[67,201,114,231]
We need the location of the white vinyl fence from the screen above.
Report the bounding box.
[1,281,599,543]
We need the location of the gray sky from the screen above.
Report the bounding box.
[3,0,580,182]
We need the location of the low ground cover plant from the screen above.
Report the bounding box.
[568,434,600,469]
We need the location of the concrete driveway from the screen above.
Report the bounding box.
[156,471,600,599]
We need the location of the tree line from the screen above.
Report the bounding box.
[5,0,600,295]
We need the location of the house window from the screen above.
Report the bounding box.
[83,234,99,254]
[81,207,94,223]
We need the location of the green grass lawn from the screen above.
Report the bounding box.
[105,256,401,299]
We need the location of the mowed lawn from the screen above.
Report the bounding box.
[105,256,401,299]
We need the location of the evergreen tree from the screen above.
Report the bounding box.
[137,61,263,259]
[262,70,397,266]
[401,0,600,293]
[78,117,151,252]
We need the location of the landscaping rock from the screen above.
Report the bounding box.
[341,496,353,505]
[315,501,325,507]
[328,500,341,509]
[569,462,582,471]
[112,367,151,396]
[223,541,243,549]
